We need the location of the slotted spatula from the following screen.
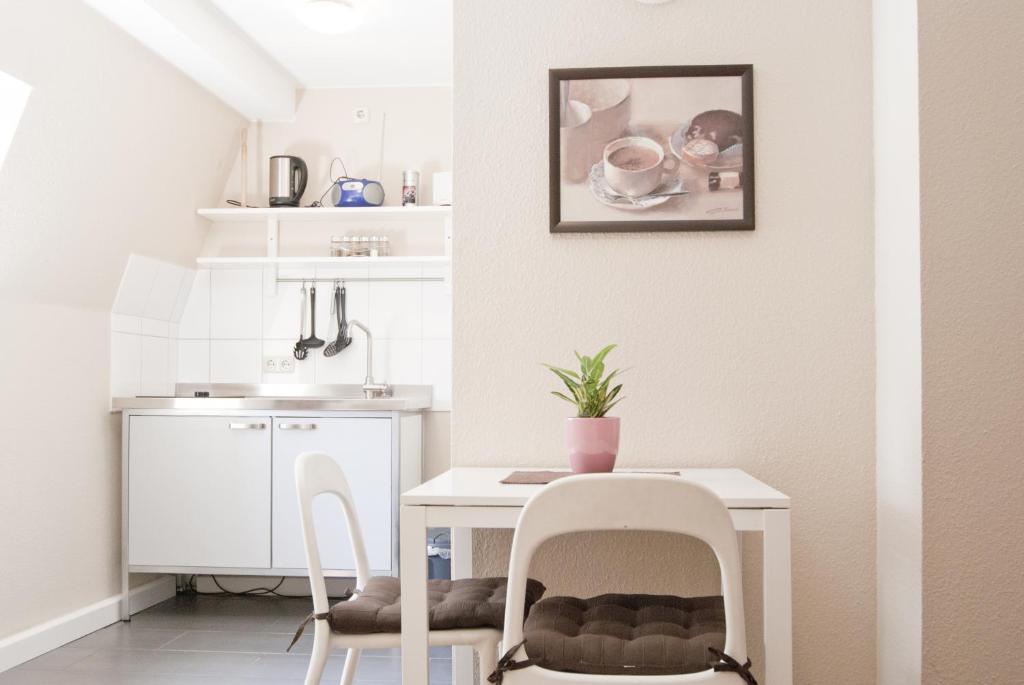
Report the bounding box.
[324,283,352,357]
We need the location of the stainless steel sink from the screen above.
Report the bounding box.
[112,384,432,412]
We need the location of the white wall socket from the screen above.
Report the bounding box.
[263,356,296,374]
[353,107,370,123]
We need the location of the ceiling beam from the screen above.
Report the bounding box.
[82,0,298,122]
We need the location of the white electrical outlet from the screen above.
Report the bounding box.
[263,356,295,374]
[353,107,370,124]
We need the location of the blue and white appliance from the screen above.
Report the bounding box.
[330,177,385,207]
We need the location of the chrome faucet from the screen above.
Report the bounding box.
[347,320,392,399]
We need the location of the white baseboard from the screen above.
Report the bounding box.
[0,576,176,673]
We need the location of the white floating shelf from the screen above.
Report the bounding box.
[197,206,451,223]
[196,256,450,268]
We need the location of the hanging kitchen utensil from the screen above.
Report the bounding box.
[324,282,352,357]
[293,282,309,360]
[300,284,325,349]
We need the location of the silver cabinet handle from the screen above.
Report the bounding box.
[278,423,317,431]
[228,422,266,430]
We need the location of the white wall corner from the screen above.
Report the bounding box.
[81,0,298,121]
[0,577,175,674]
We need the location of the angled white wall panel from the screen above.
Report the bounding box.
[0,70,31,169]
[82,0,298,121]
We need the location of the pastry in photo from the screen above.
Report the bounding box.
[681,138,720,166]
[685,109,744,150]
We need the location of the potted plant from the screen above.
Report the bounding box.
[545,344,625,473]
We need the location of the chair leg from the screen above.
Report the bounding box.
[339,648,361,685]
[304,624,330,685]
[476,638,498,685]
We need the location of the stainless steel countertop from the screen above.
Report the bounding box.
[112,384,432,412]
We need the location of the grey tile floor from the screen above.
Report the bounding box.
[1,594,452,684]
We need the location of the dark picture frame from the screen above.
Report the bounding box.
[549,65,754,233]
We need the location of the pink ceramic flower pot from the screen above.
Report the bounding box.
[565,417,620,473]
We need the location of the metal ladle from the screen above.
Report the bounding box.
[299,284,325,350]
[293,282,309,360]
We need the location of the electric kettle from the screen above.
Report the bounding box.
[269,155,308,207]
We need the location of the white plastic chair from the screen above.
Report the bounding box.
[295,451,500,685]
[495,474,750,685]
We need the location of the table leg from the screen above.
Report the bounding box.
[763,509,793,684]
[451,527,475,685]
[400,505,429,685]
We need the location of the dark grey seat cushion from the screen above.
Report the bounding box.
[327,577,546,634]
[523,593,725,675]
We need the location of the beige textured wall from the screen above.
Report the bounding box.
[873,0,922,682]
[453,1,875,683]
[0,0,241,638]
[918,1,1024,681]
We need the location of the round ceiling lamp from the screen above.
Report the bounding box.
[298,0,362,34]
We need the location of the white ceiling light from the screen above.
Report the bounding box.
[298,0,362,34]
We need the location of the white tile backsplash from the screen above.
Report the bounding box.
[111,332,141,397]
[140,318,170,338]
[378,339,422,384]
[369,281,422,339]
[170,268,195,323]
[144,262,186,321]
[111,313,141,335]
[314,337,368,384]
[177,339,210,382]
[422,281,451,339]
[177,269,211,339]
[140,336,170,396]
[210,340,261,383]
[111,254,450,404]
[113,255,158,317]
[211,269,261,339]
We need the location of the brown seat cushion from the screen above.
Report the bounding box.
[327,576,546,634]
[523,594,725,675]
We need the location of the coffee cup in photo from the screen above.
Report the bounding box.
[602,136,665,197]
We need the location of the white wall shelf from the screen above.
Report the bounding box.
[197,206,451,223]
[197,206,453,293]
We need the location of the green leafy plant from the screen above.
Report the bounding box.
[544,344,625,418]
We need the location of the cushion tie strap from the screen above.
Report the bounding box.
[487,640,535,684]
[287,612,328,652]
[708,647,758,685]
[285,588,354,652]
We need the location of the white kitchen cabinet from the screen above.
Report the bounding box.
[121,409,421,593]
[127,415,271,568]
[272,417,393,572]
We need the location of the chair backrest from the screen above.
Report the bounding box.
[294,452,372,616]
[502,473,747,666]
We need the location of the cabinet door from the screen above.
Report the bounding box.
[128,416,271,568]
[272,418,392,572]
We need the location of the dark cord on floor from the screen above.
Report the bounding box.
[182,574,349,600]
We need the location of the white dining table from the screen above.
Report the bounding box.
[399,467,792,685]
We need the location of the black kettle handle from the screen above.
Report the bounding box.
[292,157,308,203]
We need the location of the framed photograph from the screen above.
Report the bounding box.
[549,65,754,233]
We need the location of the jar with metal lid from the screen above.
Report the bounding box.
[330,235,350,257]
